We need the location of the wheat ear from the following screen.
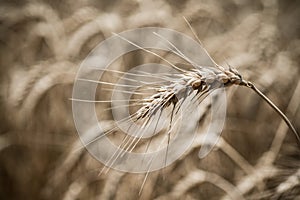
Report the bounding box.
[183,16,300,145]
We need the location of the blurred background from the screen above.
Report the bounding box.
[0,0,300,199]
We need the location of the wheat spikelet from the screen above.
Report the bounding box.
[134,65,245,121]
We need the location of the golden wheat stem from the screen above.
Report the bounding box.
[245,82,300,143]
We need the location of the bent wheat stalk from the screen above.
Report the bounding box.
[244,82,300,142]
[113,32,300,145]
[109,30,300,194]
[73,25,300,182]
[72,27,300,196]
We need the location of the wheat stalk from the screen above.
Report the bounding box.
[76,29,299,196]
[74,25,300,177]
[112,33,300,146]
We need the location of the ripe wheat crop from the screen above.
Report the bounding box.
[1,1,300,200]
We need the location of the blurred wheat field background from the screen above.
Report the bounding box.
[0,0,300,199]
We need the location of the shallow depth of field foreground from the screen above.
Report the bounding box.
[0,0,300,200]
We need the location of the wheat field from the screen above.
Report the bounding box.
[0,0,300,200]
